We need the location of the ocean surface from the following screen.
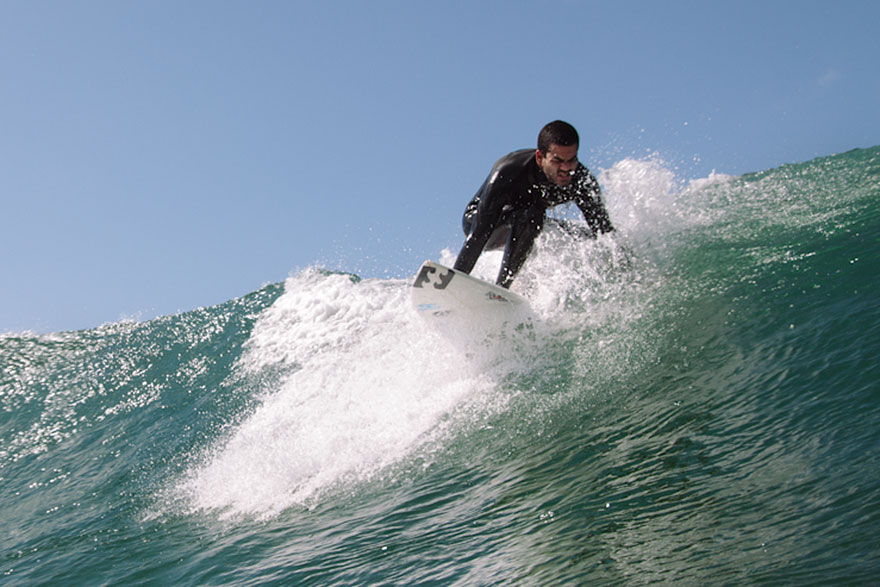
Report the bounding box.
[2,147,878,585]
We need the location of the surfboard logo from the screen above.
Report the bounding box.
[486,292,511,303]
[413,264,455,290]
[416,303,450,316]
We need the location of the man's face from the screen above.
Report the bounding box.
[537,143,578,187]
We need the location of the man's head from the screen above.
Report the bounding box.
[536,120,579,187]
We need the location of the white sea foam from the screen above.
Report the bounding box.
[183,270,517,518]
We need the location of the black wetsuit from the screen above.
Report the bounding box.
[453,148,613,288]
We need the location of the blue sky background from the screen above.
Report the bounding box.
[2,0,878,333]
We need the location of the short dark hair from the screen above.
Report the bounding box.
[537,120,579,153]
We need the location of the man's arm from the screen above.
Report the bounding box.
[453,154,524,274]
[454,217,494,274]
[574,170,614,235]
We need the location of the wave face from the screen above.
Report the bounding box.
[2,147,879,584]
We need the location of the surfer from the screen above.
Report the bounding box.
[453,120,614,288]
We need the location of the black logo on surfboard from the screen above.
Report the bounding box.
[413,264,455,290]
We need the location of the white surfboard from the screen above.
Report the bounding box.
[411,260,528,318]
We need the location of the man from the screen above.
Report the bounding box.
[453,120,614,288]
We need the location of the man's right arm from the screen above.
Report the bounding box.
[453,152,528,274]
[454,182,501,274]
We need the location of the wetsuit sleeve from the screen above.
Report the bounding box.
[454,184,496,273]
[453,158,519,274]
[574,170,614,235]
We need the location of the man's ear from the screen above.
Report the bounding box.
[535,149,543,165]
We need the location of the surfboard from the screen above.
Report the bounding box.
[411,260,528,318]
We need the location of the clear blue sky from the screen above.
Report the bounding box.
[2,0,878,333]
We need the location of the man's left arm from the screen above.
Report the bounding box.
[574,169,614,236]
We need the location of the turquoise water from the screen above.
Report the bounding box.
[2,147,879,584]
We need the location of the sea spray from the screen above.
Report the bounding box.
[181,157,705,518]
[181,270,539,517]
